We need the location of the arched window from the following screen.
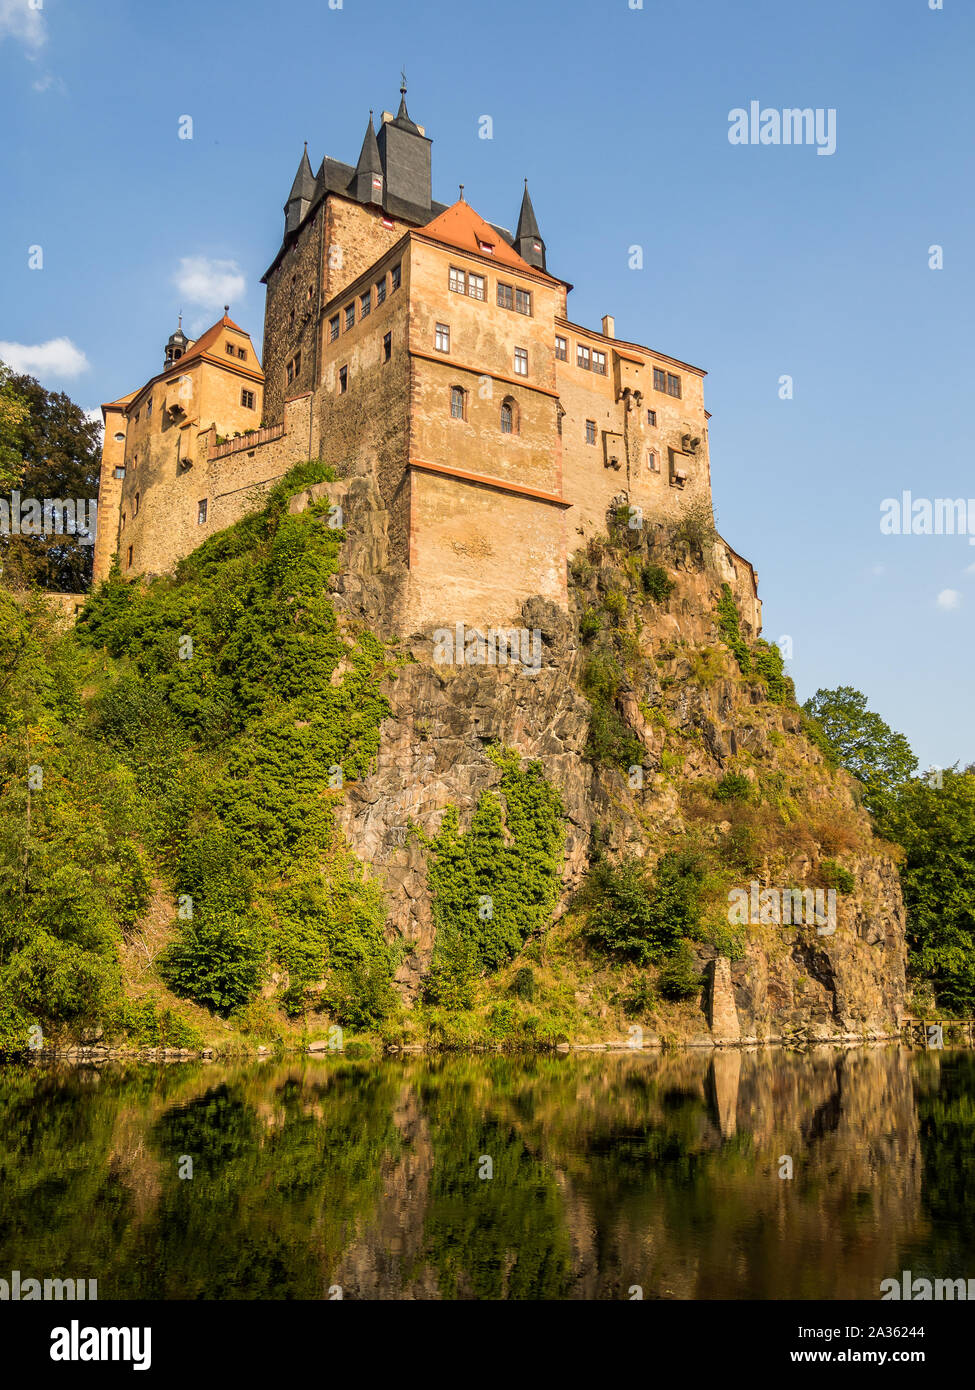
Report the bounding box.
[450,385,466,420]
[501,396,518,434]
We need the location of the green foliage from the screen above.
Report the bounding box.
[603,588,628,625]
[714,772,752,803]
[581,652,644,770]
[752,641,794,705]
[510,965,536,1002]
[640,564,674,603]
[690,646,723,687]
[106,997,205,1049]
[715,584,752,673]
[884,767,975,1015]
[820,859,855,894]
[159,911,268,1015]
[423,749,565,1003]
[657,942,703,1001]
[579,608,601,643]
[802,686,917,819]
[581,852,702,965]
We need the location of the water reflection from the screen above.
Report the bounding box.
[0,1047,968,1300]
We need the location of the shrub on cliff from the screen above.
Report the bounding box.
[581,852,702,965]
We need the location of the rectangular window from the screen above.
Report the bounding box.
[114,466,125,480]
[555,335,567,361]
[450,386,466,419]
[226,342,235,355]
[146,398,153,418]
[591,350,607,375]
[383,331,392,362]
[667,372,681,398]
[514,347,528,376]
[468,272,485,300]
[435,323,450,353]
[237,347,247,360]
[497,282,513,310]
[127,545,133,568]
[197,499,208,525]
[514,287,532,316]
[647,408,656,426]
[375,278,386,305]
[585,420,597,445]
[134,492,140,516]
[653,367,667,392]
[338,365,348,393]
[344,303,355,331]
[360,290,371,318]
[241,389,255,409]
[329,314,340,342]
[577,345,591,370]
[647,450,659,472]
[287,360,294,385]
[390,264,401,291]
[449,266,466,294]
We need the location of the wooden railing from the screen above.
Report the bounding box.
[208,422,285,461]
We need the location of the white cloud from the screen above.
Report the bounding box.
[0,0,47,52]
[32,73,65,93]
[964,561,975,577]
[173,257,246,311]
[0,337,89,379]
[936,588,961,611]
[84,407,104,437]
[870,563,885,577]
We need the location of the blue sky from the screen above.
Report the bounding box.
[0,0,971,769]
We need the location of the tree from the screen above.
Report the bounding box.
[0,364,29,491]
[0,368,102,592]
[802,685,917,819]
[884,768,975,1015]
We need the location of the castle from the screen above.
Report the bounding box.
[93,86,761,639]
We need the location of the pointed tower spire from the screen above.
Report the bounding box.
[284,143,316,234]
[515,180,546,271]
[351,111,384,204]
[393,71,421,134]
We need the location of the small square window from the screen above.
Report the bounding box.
[344,304,355,331]
[449,267,466,294]
[497,282,513,310]
[514,287,532,316]
[113,466,125,480]
[338,365,348,393]
[435,323,450,353]
[197,499,208,525]
[585,420,597,445]
[555,336,567,361]
[591,350,606,375]
[653,367,667,392]
[241,389,255,409]
[383,332,392,362]
[514,347,528,376]
[468,273,485,300]
[360,290,371,318]
[577,345,590,371]
[647,409,656,426]
[375,278,386,305]
[390,264,401,290]
[329,314,340,342]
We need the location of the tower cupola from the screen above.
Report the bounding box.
[515,180,546,271]
[284,143,316,235]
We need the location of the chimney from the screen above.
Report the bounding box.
[602,315,615,339]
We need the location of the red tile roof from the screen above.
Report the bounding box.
[418,199,541,273]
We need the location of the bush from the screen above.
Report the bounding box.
[657,942,703,1001]
[159,910,267,1015]
[641,564,674,603]
[582,852,702,964]
[820,859,855,894]
[579,608,601,643]
[690,647,724,688]
[510,965,536,1001]
[714,772,752,803]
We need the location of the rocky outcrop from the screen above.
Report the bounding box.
[315,490,907,1036]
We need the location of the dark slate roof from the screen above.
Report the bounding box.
[353,114,382,177]
[392,92,421,135]
[287,145,316,206]
[516,181,541,241]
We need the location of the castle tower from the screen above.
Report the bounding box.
[376,83,432,218]
[164,318,189,370]
[515,181,546,271]
[284,143,316,236]
[351,112,384,206]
